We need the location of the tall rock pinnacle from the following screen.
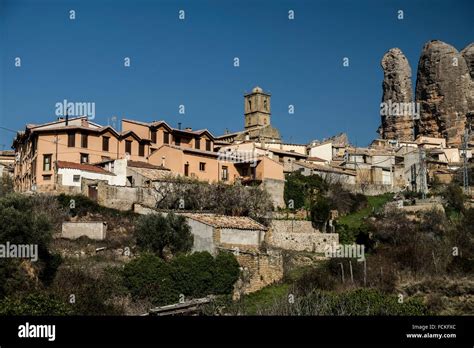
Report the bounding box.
[379,48,414,141]
[415,40,474,147]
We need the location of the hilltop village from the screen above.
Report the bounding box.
[0,39,472,315]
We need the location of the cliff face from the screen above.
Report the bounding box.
[379,48,414,141]
[415,40,474,147]
[461,43,474,79]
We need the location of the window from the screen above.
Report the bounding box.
[125,140,132,154]
[184,163,189,176]
[199,162,206,171]
[67,132,75,147]
[43,174,52,181]
[175,136,181,146]
[80,153,89,164]
[164,132,170,144]
[205,140,211,151]
[195,138,200,149]
[81,133,88,148]
[43,154,52,171]
[139,143,145,157]
[102,136,110,151]
[151,130,157,143]
[73,175,81,183]
[221,166,228,181]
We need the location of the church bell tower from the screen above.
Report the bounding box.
[244,86,271,129]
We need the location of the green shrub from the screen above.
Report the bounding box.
[0,293,72,316]
[0,259,38,299]
[135,213,193,258]
[443,183,465,213]
[121,253,178,306]
[294,265,338,293]
[256,288,429,316]
[170,252,216,297]
[335,223,356,244]
[122,252,240,306]
[0,194,52,247]
[57,193,137,219]
[51,265,125,315]
[213,252,241,294]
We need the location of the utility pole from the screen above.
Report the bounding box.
[419,147,427,199]
[54,133,59,189]
[462,128,470,193]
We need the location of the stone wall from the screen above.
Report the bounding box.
[268,220,339,252]
[219,228,264,248]
[80,179,157,211]
[61,222,107,240]
[262,178,285,208]
[233,248,284,298]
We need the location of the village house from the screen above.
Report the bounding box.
[13,116,127,192]
[9,86,289,209]
[0,150,15,177]
[292,161,356,185]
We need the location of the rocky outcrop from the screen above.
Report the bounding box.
[461,43,474,79]
[379,48,414,141]
[415,40,474,147]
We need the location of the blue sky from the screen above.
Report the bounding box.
[0,0,472,149]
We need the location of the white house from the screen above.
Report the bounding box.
[57,161,117,187]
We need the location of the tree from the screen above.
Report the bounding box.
[310,196,331,232]
[0,194,60,298]
[135,213,193,258]
[284,172,327,210]
[153,179,273,225]
[0,176,13,197]
[443,183,465,213]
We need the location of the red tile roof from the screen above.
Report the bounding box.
[307,156,327,162]
[56,161,114,175]
[182,213,267,230]
[127,160,170,171]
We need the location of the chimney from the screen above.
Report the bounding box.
[65,113,69,126]
[185,127,192,132]
[161,156,166,167]
[178,122,182,130]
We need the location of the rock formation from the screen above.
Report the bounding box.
[461,43,474,79]
[415,40,474,147]
[379,48,414,141]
